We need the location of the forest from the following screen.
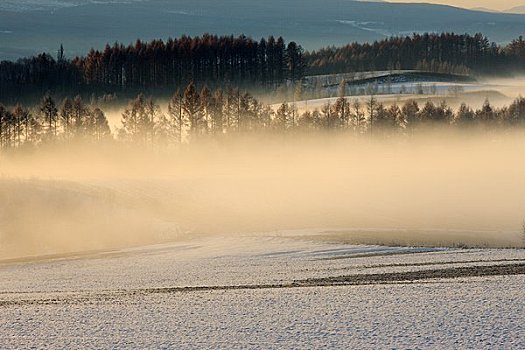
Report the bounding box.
[0,35,305,101]
[2,80,525,152]
[2,31,525,151]
[2,33,525,103]
[306,33,525,75]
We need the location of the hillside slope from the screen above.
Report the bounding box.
[2,0,525,59]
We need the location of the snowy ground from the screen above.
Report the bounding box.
[288,70,525,112]
[1,231,524,349]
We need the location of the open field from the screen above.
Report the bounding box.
[289,71,525,112]
[308,72,481,104]
[3,1,525,348]
[1,131,525,348]
[1,232,524,349]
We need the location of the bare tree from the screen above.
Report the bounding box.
[168,89,187,144]
[367,95,378,134]
[352,99,366,133]
[183,82,204,138]
[40,94,58,137]
[60,97,74,140]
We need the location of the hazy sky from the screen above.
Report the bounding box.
[386,1,524,11]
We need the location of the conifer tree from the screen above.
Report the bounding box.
[334,96,350,128]
[352,99,366,133]
[209,89,225,135]
[168,89,187,143]
[183,82,203,137]
[40,94,58,137]
[274,103,291,130]
[60,97,74,139]
[121,93,151,144]
[91,108,111,141]
[72,95,88,137]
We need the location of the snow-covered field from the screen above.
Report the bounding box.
[292,71,525,112]
[1,231,524,349]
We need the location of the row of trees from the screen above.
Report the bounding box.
[0,94,110,149]
[3,83,525,151]
[306,32,523,75]
[294,96,525,133]
[119,82,274,146]
[6,32,525,103]
[0,35,305,100]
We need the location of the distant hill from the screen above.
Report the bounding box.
[506,6,525,14]
[3,0,525,60]
[470,7,499,13]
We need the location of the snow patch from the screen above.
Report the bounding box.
[166,10,191,16]
[336,20,392,36]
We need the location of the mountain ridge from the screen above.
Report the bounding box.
[2,0,525,60]
[506,5,525,14]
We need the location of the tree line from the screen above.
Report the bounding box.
[118,82,274,146]
[306,32,525,76]
[302,95,525,134]
[2,82,525,151]
[0,94,111,150]
[4,32,525,104]
[0,35,305,101]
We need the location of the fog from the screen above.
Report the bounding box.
[432,75,525,108]
[478,76,525,101]
[1,128,525,260]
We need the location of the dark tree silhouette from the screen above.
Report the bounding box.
[121,93,154,144]
[90,108,111,141]
[40,94,58,137]
[306,32,504,76]
[183,82,204,137]
[167,89,187,144]
[4,83,525,153]
[0,35,305,102]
